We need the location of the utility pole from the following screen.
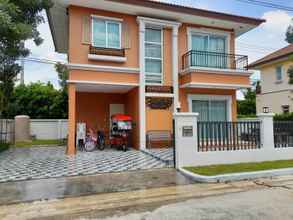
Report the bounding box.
[20,41,25,85]
[20,58,24,85]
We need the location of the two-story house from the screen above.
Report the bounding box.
[249,44,293,114]
[47,0,264,155]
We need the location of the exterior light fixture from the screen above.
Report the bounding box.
[263,107,269,113]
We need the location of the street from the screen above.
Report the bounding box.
[1,175,293,219]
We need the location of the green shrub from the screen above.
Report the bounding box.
[0,143,10,153]
[274,113,293,121]
[237,114,257,119]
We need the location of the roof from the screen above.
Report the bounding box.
[108,0,265,25]
[249,44,293,68]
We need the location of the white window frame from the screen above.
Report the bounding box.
[144,27,164,85]
[187,27,230,53]
[91,15,122,49]
[275,65,283,82]
[187,94,232,121]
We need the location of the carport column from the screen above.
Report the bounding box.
[67,83,77,155]
[257,113,275,150]
[172,26,179,113]
[138,20,146,150]
[173,113,199,169]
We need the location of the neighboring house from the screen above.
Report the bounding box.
[47,0,264,155]
[249,44,293,114]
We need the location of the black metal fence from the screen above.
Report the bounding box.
[274,121,293,148]
[182,50,248,71]
[0,119,14,144]
[197,121,261,152]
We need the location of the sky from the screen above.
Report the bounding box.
[23,0,293,90]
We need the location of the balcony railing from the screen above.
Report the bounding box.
[182,50,248,71]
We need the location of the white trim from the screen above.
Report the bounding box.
[180,66,253,76]
[91,16,122,49]
[181,82,252,90]
[137,16,181,28]
[67,80,139,87]
[145,93,174,98]
[88,54,126,62]
[172,26,179,112]
[91,14,123,22]
[187,94,232,121]
[67,63,139,74]
[138,20,146,150]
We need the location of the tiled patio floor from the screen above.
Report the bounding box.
[0,146,169,183]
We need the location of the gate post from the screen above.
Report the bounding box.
[173,113,198,169]
[257,113,275,150]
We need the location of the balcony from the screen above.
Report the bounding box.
[182,50,248,71]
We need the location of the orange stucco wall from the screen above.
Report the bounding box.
[125,88,140,149]
[75,90,139,149]
[179,72,250,86]
[68,6,139,68]
[146,108,173,132]
[67,6,237,87]
[179,88,237,121]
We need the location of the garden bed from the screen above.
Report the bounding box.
[15,139,64,147]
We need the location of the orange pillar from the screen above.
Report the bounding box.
[67,83,76,155]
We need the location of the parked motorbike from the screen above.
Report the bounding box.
[83,129,106,152]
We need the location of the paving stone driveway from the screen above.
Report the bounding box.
[0,146,169,183]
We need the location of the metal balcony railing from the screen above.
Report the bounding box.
[182,50,248,71]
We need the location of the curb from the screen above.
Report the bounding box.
[179,167,293,183]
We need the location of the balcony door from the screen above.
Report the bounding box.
[191,33,227,69]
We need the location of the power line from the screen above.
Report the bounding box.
[234,0,293,12]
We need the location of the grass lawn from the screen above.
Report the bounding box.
[184,160,293,176]
[15,139,64,147]
[0,143,10,152]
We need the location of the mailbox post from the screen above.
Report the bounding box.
[173,113,199,168]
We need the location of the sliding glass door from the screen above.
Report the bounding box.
[191,34,227,69]
[192,100,227,122]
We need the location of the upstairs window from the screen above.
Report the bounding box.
[92,17,121,49]
[145,28,163,84]
[190,32,227,68]
[276,65,283,81]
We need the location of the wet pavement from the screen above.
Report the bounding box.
[0,168,193,205]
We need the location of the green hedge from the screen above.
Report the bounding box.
[0,143,10,153]
[274,113,293,121]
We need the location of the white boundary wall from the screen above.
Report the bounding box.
[30,119,68,140]
[174,113,293,168]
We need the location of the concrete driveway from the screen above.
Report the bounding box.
[0,146,169,182]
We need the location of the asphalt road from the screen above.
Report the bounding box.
[95,187,293,220]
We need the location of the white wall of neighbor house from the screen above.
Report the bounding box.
[30,119,68,140]
[260,61,293,94]
[174,113,293,168]
[256,91,293,114]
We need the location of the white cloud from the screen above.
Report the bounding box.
[261,10,292,33]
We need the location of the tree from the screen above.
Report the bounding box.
[0,0,53,116]
[6,82,67,119]
[237,88,256,117]
[286,19,293,44]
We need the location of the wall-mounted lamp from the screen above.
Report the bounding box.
[263,107,269,113]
